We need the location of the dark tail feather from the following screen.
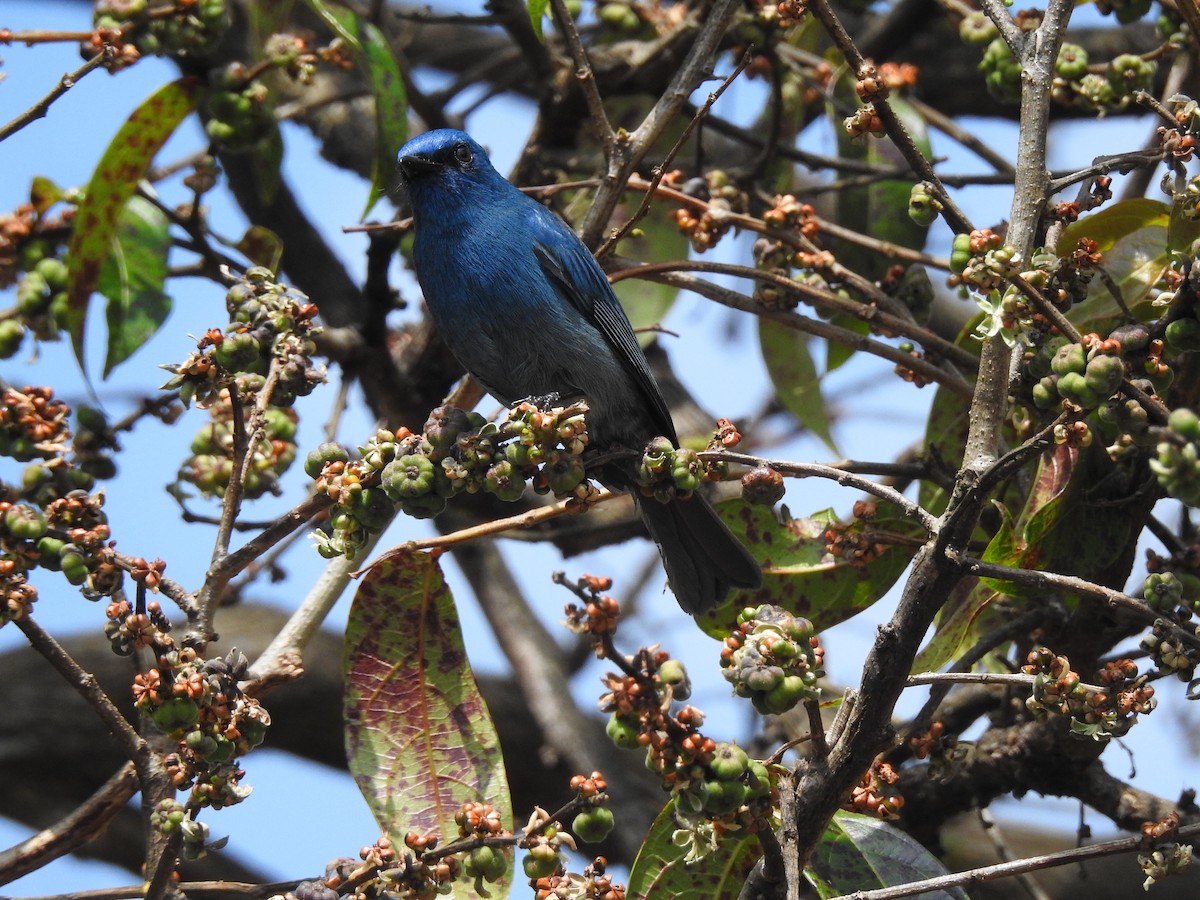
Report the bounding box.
[636,493,762,615]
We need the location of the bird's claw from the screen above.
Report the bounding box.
[514,392,562,411]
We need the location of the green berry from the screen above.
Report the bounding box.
[544,453,585,496]
[1055,43,1088,80]
[755,674,808,715]
[304,442,348,478]
[151,697,201,733]
[950,233,972,274]
[745,760,773,798]
[907,183,941,226]
[708,742,750,781]
[1165,318,1200,352]
[606,714,641,750]
[572,806,614,843]
[1168,407,1200,440]
[400,491,447,519]
[465,845,507,882]
[1084,354,1125,397]
[0,319,27,358]
[383,454,436,499]
[1050,342,1086,376]
[61,547,90,585]
[4,504,47,540]
[1056,371,1100,408]
[702,778,748,816]
[523,849,560,880]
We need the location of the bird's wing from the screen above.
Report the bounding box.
[530,218,676,441]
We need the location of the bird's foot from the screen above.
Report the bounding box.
[513,392,562,411]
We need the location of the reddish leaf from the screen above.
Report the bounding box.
[343,550,512,896]
[65,78,201,373]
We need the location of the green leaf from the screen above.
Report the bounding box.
[344,550,512,898]
[29,176,63,216]
[528,0,550,40]
[65,78,202,374]
[1055,198,1176,329]
[611,201,685,346]
[1056,197,1170,255]
[911,575,1006,673]
[979,442,1140,596]
[323,6,408,219]
[697,503,920,638]
[99,196,172,377]
[627,798,763,900]
[759,318,839,454]
[808,811,966,899]
[300,0,362,49]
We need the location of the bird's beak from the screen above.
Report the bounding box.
[397,154,443,181]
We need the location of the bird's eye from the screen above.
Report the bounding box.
[453,143,473,166]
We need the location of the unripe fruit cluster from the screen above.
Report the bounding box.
[670,741,775,824]
[93,0,230,60]
[205,63,276,152]
[135,648,265,811]
[1029,339,1127,411]
[1150,408,1200,506]
[720,605,824,715]
[183,399,298,500]
[1023,646,1155,740]
[309,402,594,533]
[638,436,709,502]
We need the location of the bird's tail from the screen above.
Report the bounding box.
[636,492,762,615]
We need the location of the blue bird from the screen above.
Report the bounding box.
[397,129,761,614]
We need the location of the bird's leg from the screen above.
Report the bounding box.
[512,392,563,411]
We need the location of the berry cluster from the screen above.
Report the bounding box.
[1151,408,1200,506]
[1023,647,1155,740]
[305,401,593,559]
[844,759,904,820]
[720,604,824,715]
[566,584,777,844]
[455,800,513,889]
[92,0,230,62]
[970,3,1161,113]
[205,63,276,152]
[0,385,133,623]
[1028,336,1126,412]
[135,646,266,810]
[162,268,320,500]
[531,856,624,900]
[673,170,748,252]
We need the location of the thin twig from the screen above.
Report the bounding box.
[953,552,1200,651]
[702,450,938,532]
[0,46,115,144]
[598,49,753,258]
[577,0,743,247]
[805,0,973,234]
[834,821,1200,900]
[364,490,623,570]
[547,0,613,147]
[246,518,393,689]
[0,763,137,886]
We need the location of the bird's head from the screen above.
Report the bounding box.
[396,129,497,205]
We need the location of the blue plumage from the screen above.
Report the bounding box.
[397,129,760,613]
